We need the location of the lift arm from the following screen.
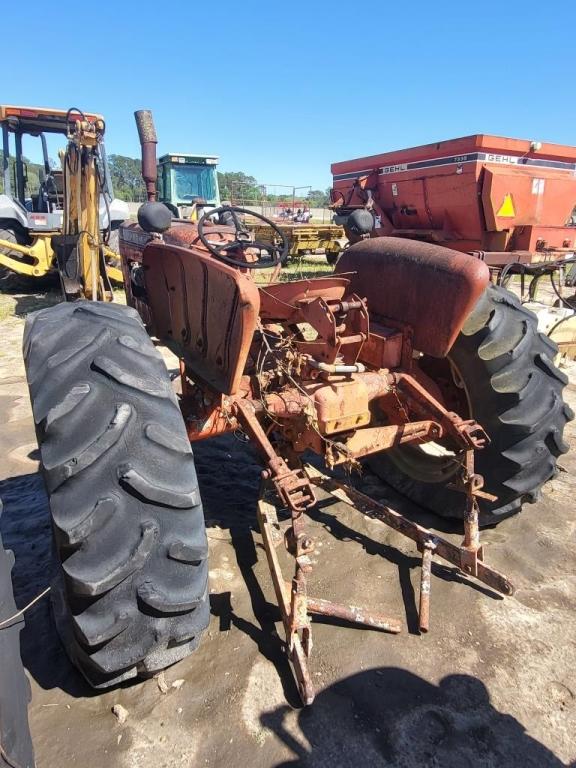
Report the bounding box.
[53,110,113,301]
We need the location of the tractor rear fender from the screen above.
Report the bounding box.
[335,237,490,358]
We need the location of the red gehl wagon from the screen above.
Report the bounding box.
[331,134,576,265]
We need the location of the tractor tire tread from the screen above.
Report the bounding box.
[23,300,209,688]
[371,284,572,522]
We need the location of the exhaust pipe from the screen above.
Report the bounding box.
[134,110,157,202]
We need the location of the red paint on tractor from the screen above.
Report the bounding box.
[336,237,489,358]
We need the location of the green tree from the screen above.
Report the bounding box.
[306,189,329,207]
[0,151,43,197]
[107,154,146,201]
[217,171,261,203]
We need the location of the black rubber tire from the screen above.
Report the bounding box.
[0,503,35,768]
[23,301,209,688]
[104,227,121,271]
[0,220,31,253]
[370,285,573,523]
[0,223,42,292]
[0,223,30,281]
[0,226,19,258]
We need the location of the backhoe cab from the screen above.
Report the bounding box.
[0,105,128,284]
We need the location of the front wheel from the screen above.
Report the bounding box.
[24,301,210,687]
[370,285,573,523]
[0,223,34,284]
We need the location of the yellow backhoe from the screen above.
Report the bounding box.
[0,105,127,291]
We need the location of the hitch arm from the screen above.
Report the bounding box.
[233,398,316,514]
[391,372,490,450]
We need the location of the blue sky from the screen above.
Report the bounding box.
[3,0,573,191]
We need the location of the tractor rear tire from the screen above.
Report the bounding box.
[0,222,31,256]
[370,285,573,523]
[0,503,35,768]
[23,301,209,688]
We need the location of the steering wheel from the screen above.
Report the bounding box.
[197,206,289,269]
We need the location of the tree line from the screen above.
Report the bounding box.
[1,151,330,208]
[0,152,147,201]
[217,170,330,207]
[108,159,330,206]
[0,151,43,195]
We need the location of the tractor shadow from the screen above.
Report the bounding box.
[0,472,95,697]
[259,668,567,767]
[0,435,503,699]
[12,292,61,317]
[195,436,502,675]
[0,272,61,318]
[195,436,306,704]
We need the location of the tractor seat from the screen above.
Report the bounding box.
[35,171,64,212]
[44,171,64,206]
[142,240,260,395]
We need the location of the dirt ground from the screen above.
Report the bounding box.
[1,284,575,767]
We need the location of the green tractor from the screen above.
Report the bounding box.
[156,152,220,220]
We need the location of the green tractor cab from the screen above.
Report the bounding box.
[157,153,220,219]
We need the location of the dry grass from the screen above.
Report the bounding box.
[253,254,334,284]
[0,273,127,324]
[0,283,61,321]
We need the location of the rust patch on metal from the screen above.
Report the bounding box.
[336,237,489,357]
[144,242,260,395]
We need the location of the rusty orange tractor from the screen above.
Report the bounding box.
[23,111,571,705]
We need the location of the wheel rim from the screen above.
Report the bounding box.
[387,357,472,484]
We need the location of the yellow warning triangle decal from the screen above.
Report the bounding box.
[496,193,515,218]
